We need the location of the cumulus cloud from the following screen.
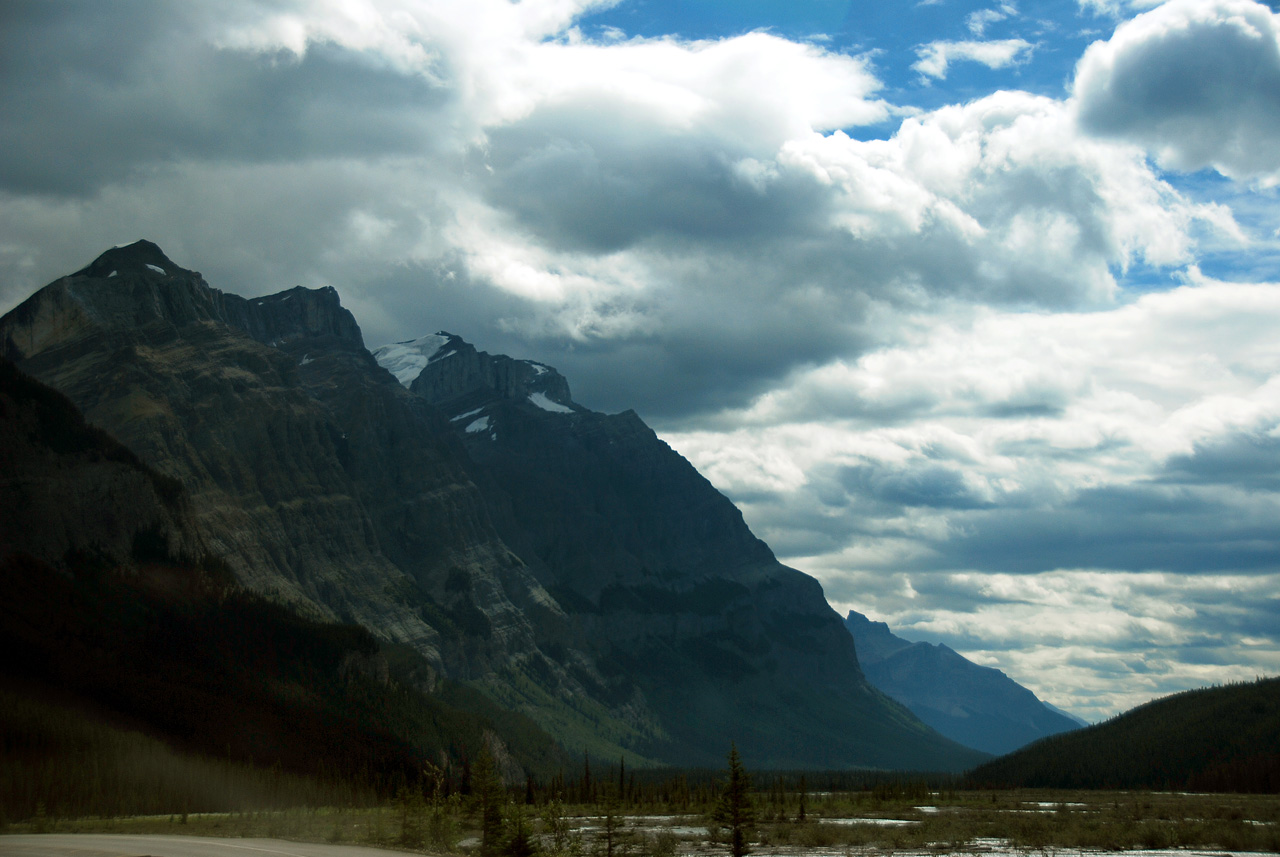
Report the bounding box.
[912,38,1034,80]
[1073,0,1280,184]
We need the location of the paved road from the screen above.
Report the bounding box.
[0,835,413,857]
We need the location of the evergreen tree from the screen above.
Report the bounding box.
[599,785,626,857]
[472,748,506,857]
[711,744,755,857]
[503,803,539,857]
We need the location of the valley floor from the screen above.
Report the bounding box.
[4,791,1278,856]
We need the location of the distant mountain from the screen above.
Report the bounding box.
[967,678,1280,791]
[844,610,1080,755]
[1043,701,1090,728]
[0,241,986,772]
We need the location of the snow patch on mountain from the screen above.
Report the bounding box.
[529,392,573,414]
[451,406,486,422]
[465,416,490,433]
[372,333,451,387]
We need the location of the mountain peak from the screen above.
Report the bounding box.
[74,239,188,279]
[373,332,576,412]
[370,332,455,386]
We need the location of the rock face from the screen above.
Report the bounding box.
[0,241,559,689]
[380,334,987,770]
[0,356,205,571]
[844,610,1081,756]
[1,241,987,770]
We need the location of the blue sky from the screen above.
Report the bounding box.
[1,0,1279,722]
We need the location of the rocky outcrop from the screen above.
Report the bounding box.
[845,610,1081,755]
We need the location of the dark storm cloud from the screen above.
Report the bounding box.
[482,104,833,254]
[838,462,993,509]
[0,2,447,196]
[929,484,1280,575]
[1162,429,1280,492]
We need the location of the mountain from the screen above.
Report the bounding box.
[1044,701,1090,728]
[967,678,1280,791]
[375,333,987,769]
[1,241,985,771]
[844,610,1080,756]
[0,356,568,820]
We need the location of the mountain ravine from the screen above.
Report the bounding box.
[1,240,986,771]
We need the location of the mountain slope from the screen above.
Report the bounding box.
[1,241,985,771]
[966,678,1280,791]
[0,241,610,761]
[844,610,1080,755]
[375,334,988,770]
[0,356,569,820]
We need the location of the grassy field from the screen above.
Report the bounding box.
[5,789,1278,855]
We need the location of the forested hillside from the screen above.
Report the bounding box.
[966,678,1280,791]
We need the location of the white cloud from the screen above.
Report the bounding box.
[913,38,1034,80]
[1073,0,1280,184]
[967,4,1018,37]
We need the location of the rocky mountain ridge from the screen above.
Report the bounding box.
[0,240,986,771]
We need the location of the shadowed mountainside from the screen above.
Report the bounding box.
[0,356,568,819]
[373,333,987,770]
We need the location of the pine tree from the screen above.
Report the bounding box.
[472,748,506,857]
[503,803,539,857]
[711,744,755,857]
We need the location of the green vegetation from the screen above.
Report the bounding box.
[968,677,1280,791]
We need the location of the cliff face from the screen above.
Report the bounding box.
[845,609,1081,755]
[383,335,988,770]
